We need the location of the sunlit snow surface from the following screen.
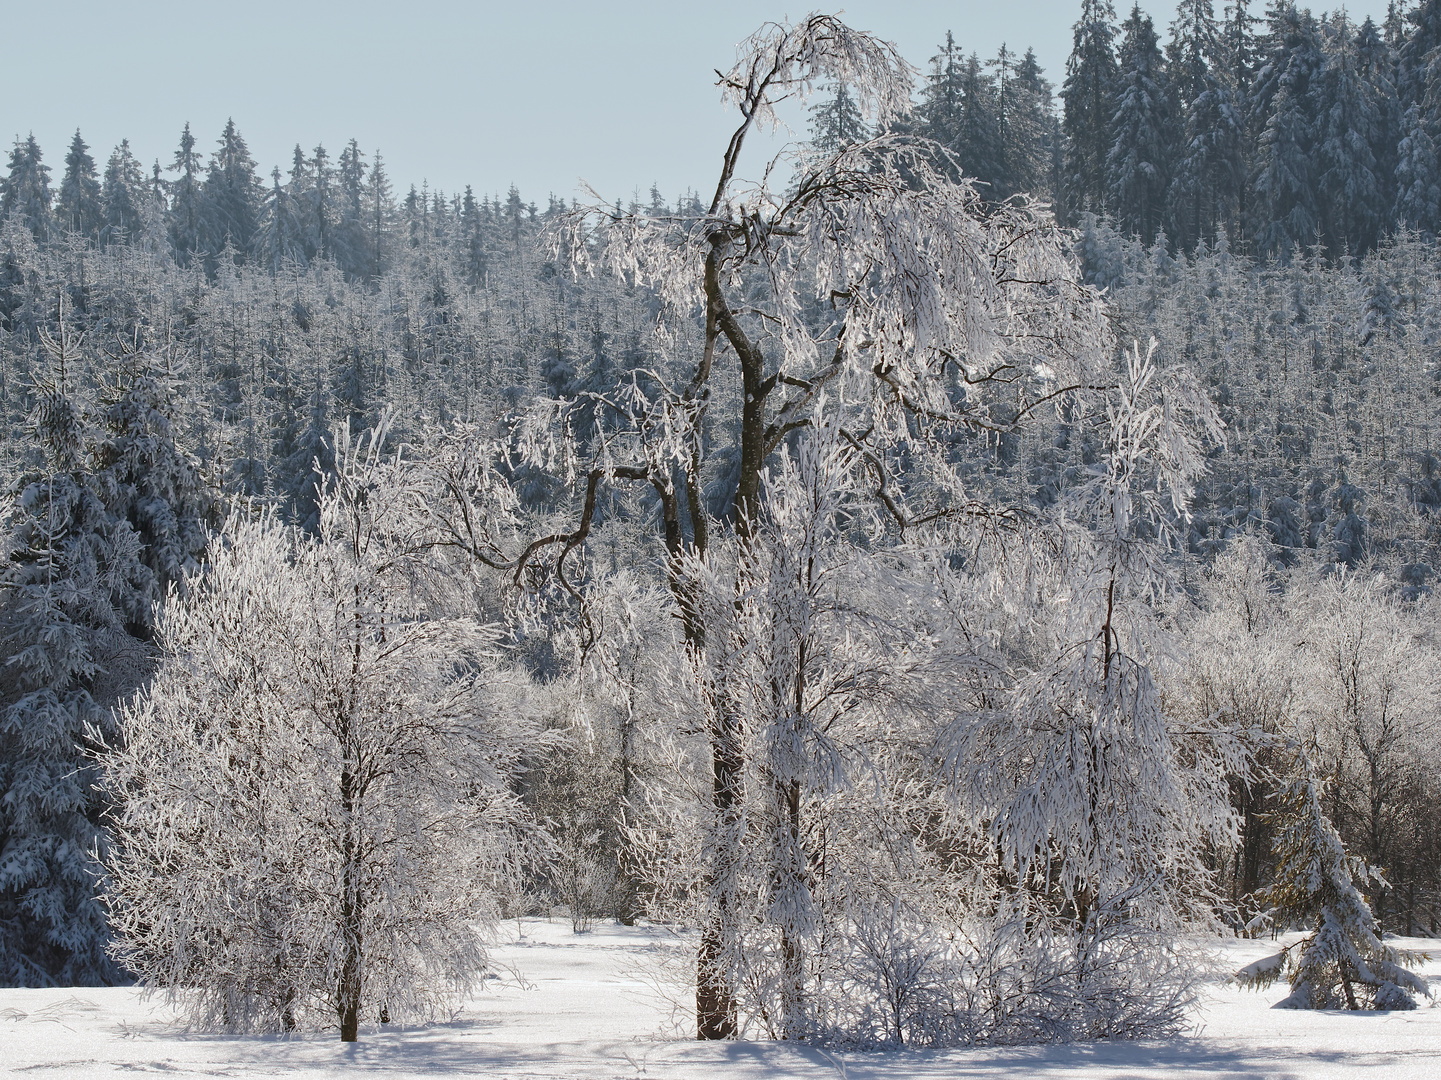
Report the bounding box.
[3,921,1438,1079]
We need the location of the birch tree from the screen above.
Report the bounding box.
[535,13,1114,1038]
[104,425,535,1039]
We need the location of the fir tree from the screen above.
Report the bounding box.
[990,43,1048,198]
[1017,47,1065,205]
[1,135,53,240]
[956,52,1004,192]
[1251,6,1324,258]
[167,124,204,266]
[200,119,261,271]
[300,144,334,264]
[101,141,145,248]
[1238,759,1429,1010]
[56,132,102,241]
[918,32,964,168]
[1167,0,1246,250]
[459,185,486,284]
[1107,5,1175,244]
[333,139,367,278]
[1395,102,1441,232]
[808,81,869,154]
[366,151,394,280]
[0,322,131,987]
[1063,0,1121,220]
[257,166,306,271]
[1313,16,1387,257]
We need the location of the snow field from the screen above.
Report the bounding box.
[2,921,1437,1079]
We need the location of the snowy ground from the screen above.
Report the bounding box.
[3,921,1438,1079]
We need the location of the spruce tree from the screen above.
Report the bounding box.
[334,139,367,278]
[1395,102,1441,233]
[200,119,261,271]
[1313,16,1387,257]
[366,151,394,280]
[1238,759,1429,1010]
[991,43,1048,198]
[1063,0,1120,220]
[1251,6,1324,258]
[1,135,53,240]
[256,166,306,271]
[956,52,1004,192]
[300,144,334,265]
[0,326,128,986]
[1106,5,1175,244]
[167,124,204,265]
[101,141,144,247]
[459,185,486,285]
[1018,47,1065,206]
[808,81,869,155]
[56,132,102,241]
[1167,0,1246,250]
[918,32,964,168]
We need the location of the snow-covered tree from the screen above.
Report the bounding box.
[166,124,204,265]
[1251,6,1323,257]
[199,120,261,270]
[1238,757,1429,1010]
[1107,6,1175,244]
[808,81,869,155]
[1,135,52,240]
[956,342,1236,937]
[101,141,145,248]
[1166,0,1246,250]
[1394,103,1441,234]
[1312,17,1387,257]
[104,424,536,1039]
[551,13,1115,1038]
[56,132,103,241]
[1064,0,1121,219]
[0,319,132,987]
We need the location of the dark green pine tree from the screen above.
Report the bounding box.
[1251,5,1324,259]
[1,135,53,240]
[1395,0,1441,116]
[199,119,261,271]
[404,184,424,249]
[56,132,102,241]
[365,152,394,280]
[919,32,964,159]
[1313,15,1389,257]
[808,81,869,155]
[1354,15,1400,187]
[1223,0,1262,102]
[1106,5,1175,245]
[1017,47,1066,206]
[1395,100,1441,232]
[1168,0,1246,249]
[459,185,487,284]
[167,124,204,266]
[256,165,306,271]
[0,312,211,987]
[334,139,368,278]
[0,369,129,987]
[955,53,1004,193]
[100,140,145,248]
[1063,0,1120,221]
[299,143,334,265]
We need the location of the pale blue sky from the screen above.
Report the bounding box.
[4,1,1396,205]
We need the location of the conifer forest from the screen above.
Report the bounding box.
[3,3,1441,1070]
